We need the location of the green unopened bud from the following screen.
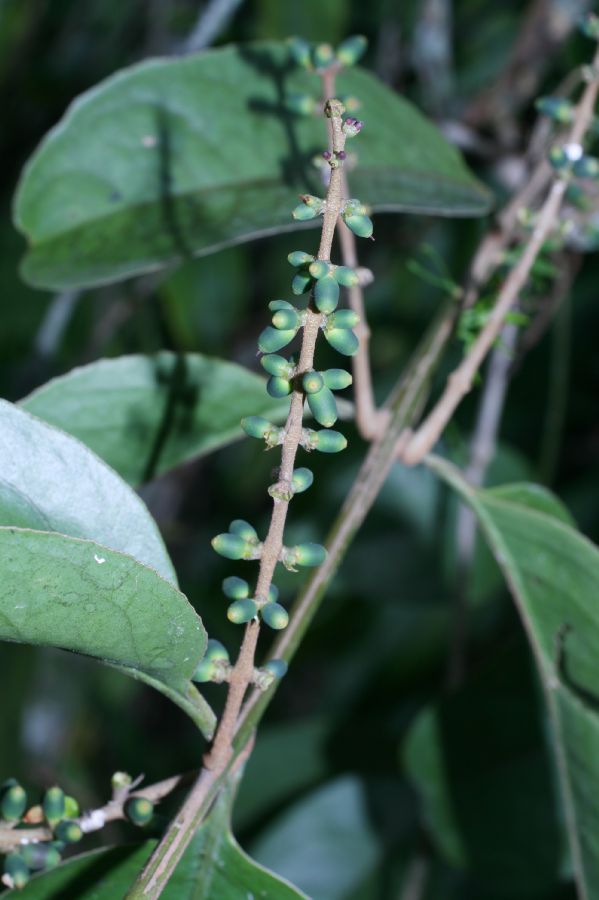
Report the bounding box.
[309,260,331,279]
[580,12,599,39]
[261,602,289,630]
[54,819,83,844]
[343,213,373,238]
[258,325,299,353]
[573,154,599,178]
[324,327,359,356]
[223,576,249,599]
[302,370,325,394]
[333,265,359,287]
[286,92,317,116]
[312,42,335,69]
[241,417,283,448]
[272,309,300,330]
[292,467,314,493]
[291,270,313,295]
[264,658,289,678]
[314,274,340,313]
[307,386,338,427]
[548,144,570,171]
[267,375,293,398]
[229,519,258,542]
[227,598,258,624]
[288,36,313,68]
[535,96,574,124]
[125,797,154,827]
[111,772,132,791]
[206,639,230,663]
[4,853,29,889]
[192,658,216,683]
[293,543,328,567]
[64,795,80,819]
[323,368,353,390]
[336,35,368,66]
[20,843,61,871]
[261,354,294,378]
[292,203,317,221]
[269,299,295,312]
[211,533,253,560]
[288,250,314,267]
[0,782,26,821]
[43,787,65,826]
[311,428,347,453]
[327,309,360,329]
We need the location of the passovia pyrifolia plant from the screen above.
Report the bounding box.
[4,13,599,899]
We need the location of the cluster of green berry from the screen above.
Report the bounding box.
[284,36,366,119]
[0,780,153,889]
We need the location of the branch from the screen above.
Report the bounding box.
[400,49,599,466]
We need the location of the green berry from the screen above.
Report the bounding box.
[314,274,340,313]
[288,250,314,267]
[343,213,373,238]
[205,639,230,663]
[323,368,353,390]
[535,96,574,124]
[229,519,258,542]
[258,325,298,353]
[286,93,316,116]
[54,819,83,844]
[222,576,249,600]
[269,299,295,312]
[292,270,313,295]
[308,260,331,279]
[548,145,569,171]
[302,370,325,394]
[264,658,288,678]
[288,36,313,68]
[4,853,29,890]
[327,309,360,329]
[308,386,338,427]
[261,354,293,378]
[292,467,314,493]
[241,416,271,439]
[261,602,289,630]
[227,598,258,624]
[294,543,327,567]
[324,327,359,356]
[211,533,252,560]
[312,429,348,453]
[267,375,293,398]
[333,265,359,287]
[272,309,300,330]
[0,781,26,821]
[192,658,216,683]
[43,786,66,826]
[125,797,154,827]
[64,795,80,819]
[312,42,335,69]
[336,35,368,66]
[20,844,61,871]
[292,203,318,221]
[573,155,599,178]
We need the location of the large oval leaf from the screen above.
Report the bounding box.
[428,456,599,899]
[0,399,175,582]
[20,353,290,485]
[14,42,491,290]
[0,527,214,736]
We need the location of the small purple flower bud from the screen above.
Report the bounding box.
[322,150,332,160]
[336,150,347,160]
[342,117,363,138]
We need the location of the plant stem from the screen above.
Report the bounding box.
[125,103,348,900]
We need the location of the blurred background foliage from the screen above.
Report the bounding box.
[1,0,598,897]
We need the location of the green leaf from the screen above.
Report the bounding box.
[428,455,599,899]
[0,399,175,582]
[0,527,214,737]
[12,781,306,898]
[14,42,492,291]
[403,638,566,895]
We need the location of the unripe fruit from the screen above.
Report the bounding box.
[314,274,340,313]
[222,576,249,600]
[327,309,360,329]
[288,36,312,68]
[312,42,335,69]
[333,265,359,287]
[229,519,258,542]
[548,145,569,170]
[125,797,154,827]
[20,843,61,871]
[264,658,288,678]
[267,376,292,398]
[211,533,251,560]
[272,309,300,330]
[324,327,359,356]
[343,213,373,238]
[258,325,298,353]
[261,354,293,378]
[54,819,83,844]
[0,781,26,821]
[535,96,574,124]
[573,155,599,178]
[43,787,65,825]
[308,386,338,427]
[241,416,271,439]
[227,598,258,624]
[192,658,216,683]
[286,93,316,116]
[292,203,318,221]
[308,260,331,280]
[302,370,324,394]
[205,639,230,663]
[268,583,279,604]
[323,368,353,390]
[261,602,289,630]
[4,853,29,889]
[292,467,314,493]
[288,250,314,267]
[336,35,368,66]
[269,299,295,312]
[292,271,313,295]
[312,429,347,453]
[294,543,327,567]
[64,795,80,819]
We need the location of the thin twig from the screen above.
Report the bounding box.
[178,0,245,55]
[400,50,599,466]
